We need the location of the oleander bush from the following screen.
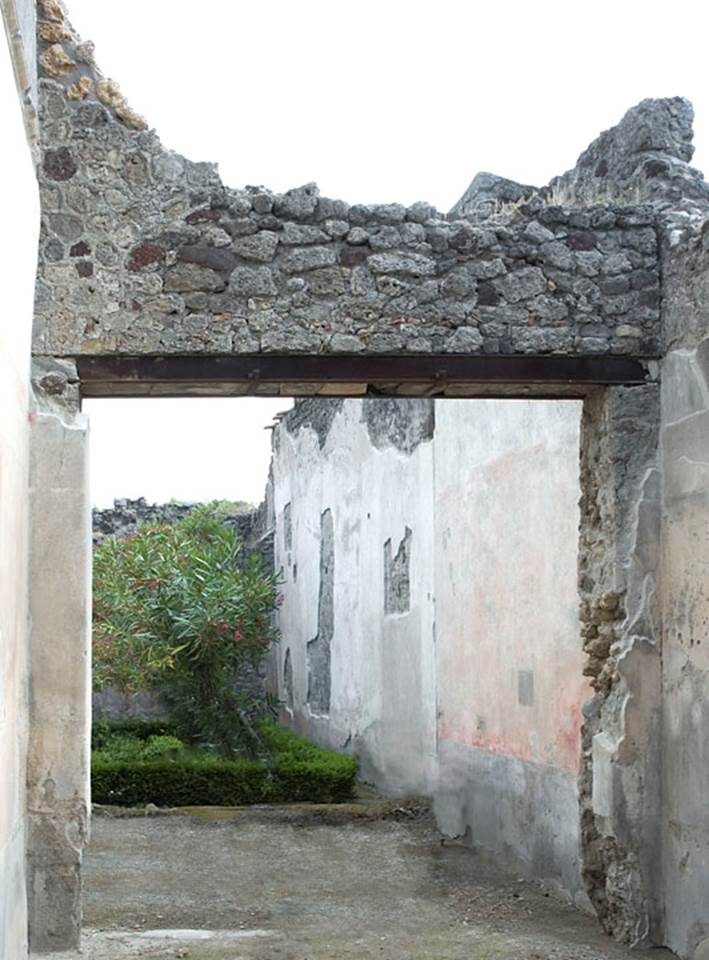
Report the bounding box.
[92,503,280,757]
[92,720,358,806]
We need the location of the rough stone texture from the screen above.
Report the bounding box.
[282,398,345,448]
[91,496,251,543]
[306,509,334,715]
[547,98,709,213]
[577,386,662,945]
[662,218,709,353]
[93,496,203,542]
[383,528,412,615]
[451,171,538,220]
[30,7,662,366]
[363,398,434,454]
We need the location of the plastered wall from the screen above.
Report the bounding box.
[271,400,438,794]
[270,398,586,898]
[0,1,38,955]
[433,400,589,903]
[659,229,709,960]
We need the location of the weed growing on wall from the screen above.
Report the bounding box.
[92,504,280,757]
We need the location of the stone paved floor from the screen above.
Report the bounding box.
[40,806,676,960]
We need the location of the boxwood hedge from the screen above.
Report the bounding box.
[92,720,358,806]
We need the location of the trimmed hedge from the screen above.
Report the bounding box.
[92,718,179,749]
[91,720,358,807]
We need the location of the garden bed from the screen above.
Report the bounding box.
[92,719,358,807]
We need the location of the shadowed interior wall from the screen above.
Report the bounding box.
[0,1,38,953]
[270,398,585,898]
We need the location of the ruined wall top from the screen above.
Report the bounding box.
[92,496,269,554]
[454,98,709,222]
[31,1,709,385]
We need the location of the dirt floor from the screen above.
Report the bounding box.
[41,802,675,960]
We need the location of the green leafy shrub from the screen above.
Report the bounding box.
[92,718,179,750]
[92,504,280,756]
[139,735,185,760]
[91,720,358,807]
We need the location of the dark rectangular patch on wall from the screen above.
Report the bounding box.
[384,527,412,615]
[518,669,534,707]
[283,502,292,552]
[307,508,334,713]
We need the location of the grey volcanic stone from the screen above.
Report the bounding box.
[495,267,547,303]
[281,246,338,273]
[32,65,666,363]
[445,327,484,352]
[164,262,226,292]
[230,266,278,297]
[281,223,330,245]
[451,171,537,219]
[177,245,238,272]
[524,221,555,244]
[233,231,279,262]
[273,183,319,220]
[546,97,709,208]
[368,252,435,277]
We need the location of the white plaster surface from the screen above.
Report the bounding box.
[660,341,709,960]
[0,6,38,957]
[271,402,438,794]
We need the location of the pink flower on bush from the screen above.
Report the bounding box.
[234,630,243,641]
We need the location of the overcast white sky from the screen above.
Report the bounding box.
[77,0,709,507]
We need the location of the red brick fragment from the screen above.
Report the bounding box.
[128,243,165,271]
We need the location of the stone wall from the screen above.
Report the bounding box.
[577,385,662,944]
[92,496,205,542]
[269,397,586,899]
[0,3,38,957]
[14,0,709,952]
[29,4,662,369]
[92,496,256,542]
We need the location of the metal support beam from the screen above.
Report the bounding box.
[76,354,654,400]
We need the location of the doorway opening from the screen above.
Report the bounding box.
[69,391,633,960]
